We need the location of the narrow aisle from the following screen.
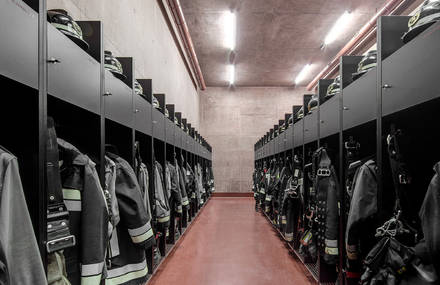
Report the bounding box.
[148,197,314,285]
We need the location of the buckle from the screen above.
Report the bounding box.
[300,230,313,246]
[399,174,411,184]
[46,235,76,253]
[317,168,331,177]
[47,203,69,220]
[47,202,75,253]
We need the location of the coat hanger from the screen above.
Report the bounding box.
[375,210,413,238]
[348,154,375,171]
[105,144,120,156]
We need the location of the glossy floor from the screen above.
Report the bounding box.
[147,197,314,285]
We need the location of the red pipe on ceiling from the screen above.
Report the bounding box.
[167,0,207,90]
[306,0,412,91]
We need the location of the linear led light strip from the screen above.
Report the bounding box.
[223,11,236,51]
[306,0,413,90]
[294,11,352,85]
[295,64,312,85]
[224,11,236,85]
[324,11,353,45]
[228,65,235,85]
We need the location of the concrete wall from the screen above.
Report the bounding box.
[48,0,200,127]
[200,87,306,193]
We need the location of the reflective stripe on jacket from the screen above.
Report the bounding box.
[154,162,170,225]
[105,153,151,285]
[177,162,189,207]
[166,162,183,214]
[313,147,340,264]
[58,139,108,285]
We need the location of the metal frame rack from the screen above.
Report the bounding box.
[0,0,213,278]
[254,15,440,285]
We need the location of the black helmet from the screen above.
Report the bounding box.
[352,50,377,81]
[134,80,144,95]
[307,95,319,114]
[47,9,89,51]
[326,75,341,99]
[152,95,160,110]
[288,115,293,126]
[104,50,126,80]
[403,0,440,43]
[288,114,293,126]
[134,80,150,101]
[279,125,285,133]
[296,106,304,120]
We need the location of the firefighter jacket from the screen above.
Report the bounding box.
[281,173,302,242]
[176,160,189,208]
[196,164,205,205]
[415,162,440,277]
[208,166,215,193]
[265,167,279,211]
[57,139,108,285]
[282,159,304,241]
[137,163,155,250]
[258,168,267,204]
[204,166,213,194]
[105,156,120,236]
[165,164,171,200]
[345,160,379,269]
[252,169,259,198]
[105,153,152,285]
[0,240,6,285]
[154,161,170,227]
[0,147,46,285]
[313,147,340,264]
[185,163,197,202]
[181,164,193,201]
[166,162,183,215]
[274,166,288,215]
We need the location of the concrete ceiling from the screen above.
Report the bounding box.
[180,0,388,87]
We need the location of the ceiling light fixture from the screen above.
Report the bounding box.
[324,11,353,45]
[295,64,312,85]
[223,11,236,50]
[228,64,235,85]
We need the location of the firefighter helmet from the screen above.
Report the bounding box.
[104,51,126,80]
[152,95,160,110]
[307,94,319,114]
[403,0,440,43]
[352,50,377,81]
[326,75,341,99]
[296,106,304,120]
[47,9,89,51]
[134,80,143,95]
[279,125,285,133]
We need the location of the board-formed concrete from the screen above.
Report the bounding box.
[199,86,305,193]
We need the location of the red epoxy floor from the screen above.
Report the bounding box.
[148,197,314,285]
